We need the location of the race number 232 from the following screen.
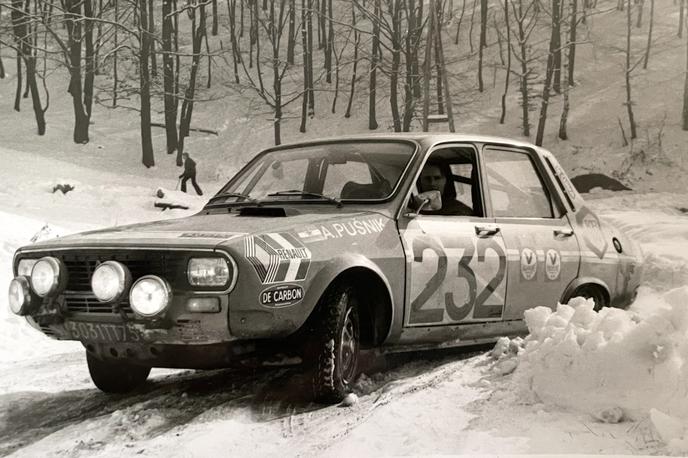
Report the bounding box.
[408,234,506,324]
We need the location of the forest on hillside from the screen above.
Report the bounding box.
[0,0,686,168]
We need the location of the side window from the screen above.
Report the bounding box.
[412,146,482,217]
[484,149,554,218]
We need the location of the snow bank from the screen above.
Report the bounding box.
[494,288,688,452]
[0,212,82,363]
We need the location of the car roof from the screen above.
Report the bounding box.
[267,133,547,154]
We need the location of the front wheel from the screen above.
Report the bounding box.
[86,352,151,393]
[310,285,360,403]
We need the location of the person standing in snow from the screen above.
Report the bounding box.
[179,152,203,195]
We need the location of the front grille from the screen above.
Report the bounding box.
[62,253,187,292]
[56,250,188,315]
[64,293,134,314]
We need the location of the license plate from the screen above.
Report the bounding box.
[66,321,141,343]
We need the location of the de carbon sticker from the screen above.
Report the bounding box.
[545,249,561,281]
[520,248,537,281]
[245,232,311,284]
[259,284,304,307]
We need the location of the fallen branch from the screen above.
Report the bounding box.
[154,202,190,211]
[150,122,218,136]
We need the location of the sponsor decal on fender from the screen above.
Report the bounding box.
[260,284,304,307]
[520,248,537,281]
[297,217,387,242]
[245,232,311,284]
[576,206,608,259]
[545,249,561,281]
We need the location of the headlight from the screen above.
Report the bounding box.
[187,257,230,287]
[129,275,172,317]
[17,259,37,276]
[8,277,31,315]
[30,257,65,297]
[91,261,131,302]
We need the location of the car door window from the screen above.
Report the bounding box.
[483,149,554,218]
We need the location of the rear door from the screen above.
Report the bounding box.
[481,146,580,319]
[399,144,508,327]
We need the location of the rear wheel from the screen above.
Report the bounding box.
[86,352,151,393]
[310,284,360,403]
[574,285,609,312]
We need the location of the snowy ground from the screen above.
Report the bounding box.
[1,147,688,457]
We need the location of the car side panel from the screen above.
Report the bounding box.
[224,214,405,339]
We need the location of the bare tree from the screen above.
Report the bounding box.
[162,0,179,154]
[139,0,155,167]
[368,0,380,130]
[478,0,487,91]
[624,0,637,139]
[683,1,688,130]
[500,0,511,124]
[535,0,559,146]
[510,0,538,137]
[642,0,653,68]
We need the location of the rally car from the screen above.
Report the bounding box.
[8,134,643,401]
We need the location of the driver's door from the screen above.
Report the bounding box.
[399,145,508,327]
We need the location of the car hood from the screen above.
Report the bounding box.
[20,210,390,251]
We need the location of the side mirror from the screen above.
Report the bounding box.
[405,190,442,218]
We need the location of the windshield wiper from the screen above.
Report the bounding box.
[206,192,261,206]
[267,190,343,207]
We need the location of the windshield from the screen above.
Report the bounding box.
[209,141,416,206]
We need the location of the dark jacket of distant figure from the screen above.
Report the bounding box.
[182,157,197,178]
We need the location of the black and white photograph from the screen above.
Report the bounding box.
[1,0,687,456]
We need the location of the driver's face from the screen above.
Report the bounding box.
[419,165,446,193]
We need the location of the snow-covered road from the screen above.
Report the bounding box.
[1,147,688,456]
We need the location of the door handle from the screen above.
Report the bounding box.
[554,228,574,237]
[475,225,500,237]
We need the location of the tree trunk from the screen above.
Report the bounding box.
[0,4,4,79]
[228,0,241,83]
[113,0,119,107]
[423,0,436,131]
[163,0,179,154]
[287,0,295,64]
[468,0,476,53]
[636,0,643,28]
[65,0,90,144]
[139,0,155,167]
[535,0,560,146]
[83,0,95,119]
[11,0,46,134]
[403,0,418,130]
[369,0,380,130]
[680,0,685,38]
[212,0,219,35]
[500,0,511,124]
[178,4,206,163]
[324,0,331,82]
[568,0,577,85]
[389,0,401,131]
[478,0,487,91]
[307,0,314,116]
[300,0,310,131]
[625,0,637,139]
[643,0,654,69]
[683,10,688,130]
[435,12,444,114]
[552,0,562,94]
[436,0,456,132]
[148,0,157,78]
[516,0,530,137]
[345,3,358,119]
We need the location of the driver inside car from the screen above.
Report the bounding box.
[415,162,473,216]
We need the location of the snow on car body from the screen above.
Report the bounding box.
[8,134,643,400]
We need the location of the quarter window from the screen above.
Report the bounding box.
[484,149,554,218]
